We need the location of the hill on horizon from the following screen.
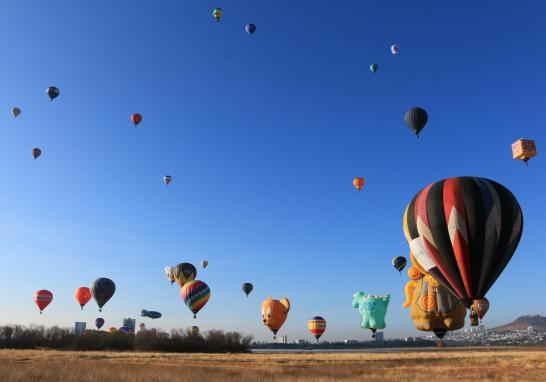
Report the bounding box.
[491,315,546,332]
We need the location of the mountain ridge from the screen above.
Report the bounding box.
[491,315,546,332]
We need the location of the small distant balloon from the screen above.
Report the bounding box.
[246,23,256,35]
[163,175,172,185]
[308,316,327,342]
[141,309,162,319]
[75,287,92,309]
[201,260,208,269]
[32,148,42,160]
[46,87,60,101]
[353,178,365,191]
[242,282,253,297]
[34,290,53,314]
[404,107,428,137]
[213,8,223,22]
[11,107,21,117]
[392,256,407,274]
[95,318,105,330]
[164,266,175,285]
[391,44,399,55]
[131,113,142,126]
[370,64,378,73]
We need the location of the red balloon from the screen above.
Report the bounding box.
[34,290,53,314]
[75,287,92,309]
[131,113,142,126]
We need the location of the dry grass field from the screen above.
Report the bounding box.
[0,347,545,381]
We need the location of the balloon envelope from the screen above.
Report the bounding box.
[11,107,21,117]
[131,113,142,126]
[353,178,365,191]
[213,8,223,21]
[261,297,290,336]
[404,107,428,137]
[403,177,523,307]
[370,64,378,73]
[173,263,197,287]
[392,256,407,273]
[246,23,256,35]
[91,278,116,311]
[391,44,399,55]
[75,287,92,309]
[163,175,172,185]
[46,87,60,100]
[181,280,211,318]
[352,292,389,336]
[242,282,253,297]
[308,316,326,341]
[95,318,105,330]
[32,148,42,160]
[34,290,53,313]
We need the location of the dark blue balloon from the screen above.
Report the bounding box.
[91,278,116,311]
[119,326,133,334]
[95,318,105,330]
[141,309,162,319]
[245,23,256,35]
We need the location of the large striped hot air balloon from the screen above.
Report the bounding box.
[308,316,327,342]
[181,280,211,318]
[403,177,523,311]
[353,177,365,191]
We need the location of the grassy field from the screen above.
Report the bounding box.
[0,348,545,381]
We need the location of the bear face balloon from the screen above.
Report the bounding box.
[261,297,290,337]
[352,292,390,337]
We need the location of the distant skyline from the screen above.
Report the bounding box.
[0,0,545,341]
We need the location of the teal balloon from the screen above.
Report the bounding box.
[352,292,390,336]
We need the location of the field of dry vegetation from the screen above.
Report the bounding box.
[0,347,545,381]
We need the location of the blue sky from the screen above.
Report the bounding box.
[0,0,544,342]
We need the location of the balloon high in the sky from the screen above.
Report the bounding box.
[46,87,60,101]
[512,138,537,165]
[261,297,290,338]
[91,278,116,312]
[173,263,197,287]
[391,44,399,55]
[213,8,223,22]
[353,177,365,191]
[404,107,428,137]
[370,64,378,73]
[201,260,208,269]
[34,290,53,314]
[164,266,175,285]
[131,113,142,126]
[392,256,407,274]
[75,287,92,309]
[163,175,172,185]
[95,318,105,330]
[242,282,253,297]
[11,107,21,117]
[308,316,327,342]
[32,148,42,160]
[403,176,523,308]
[141,309,162,319]
[181,280,211,318]
[352,292,390,338]
[472,297,490,322]
[245,23,256,35]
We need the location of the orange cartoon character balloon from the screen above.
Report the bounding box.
[403,253,466,343]
[261,297,290,339]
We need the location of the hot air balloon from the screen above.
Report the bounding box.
[261,297,290,339]
[472,297,490,322]
[11,107,21,117]
[370,64,378,73]
[308,316,326,342]
[131,113,142,126]
[245,23,256,35]
[91,278,116,312]
[46,87,60,101]
[512,139,537,165]
[164,266,175,285]
[392,256,407,274]
[75,287,92,310]
[191,326,200,335]
[163,175,172,185]
[181,280,211,318]
[212,8,223,22]
[201,260,208,269]
[242,282,253,297]
[391,44,399,55]
[32,148,41,160]
[353,177,365,191]
[403,253,466,343]
[173,263,197,287]
[404,107,428,137]
[141,309,162,319]
[352,292,389,338]
[403,177,523,310]
[34,290,53,314]
[107,327,117,333]
[119,327,133,334]
[95,318,105,330]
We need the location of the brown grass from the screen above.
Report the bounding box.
[0,347,545,381]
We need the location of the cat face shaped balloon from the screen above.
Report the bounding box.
[261,297,290,337]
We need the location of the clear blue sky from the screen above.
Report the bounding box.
[0,0,544,342]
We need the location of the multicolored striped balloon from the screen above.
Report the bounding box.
[181,280,210,318]
[308,316,326,342]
